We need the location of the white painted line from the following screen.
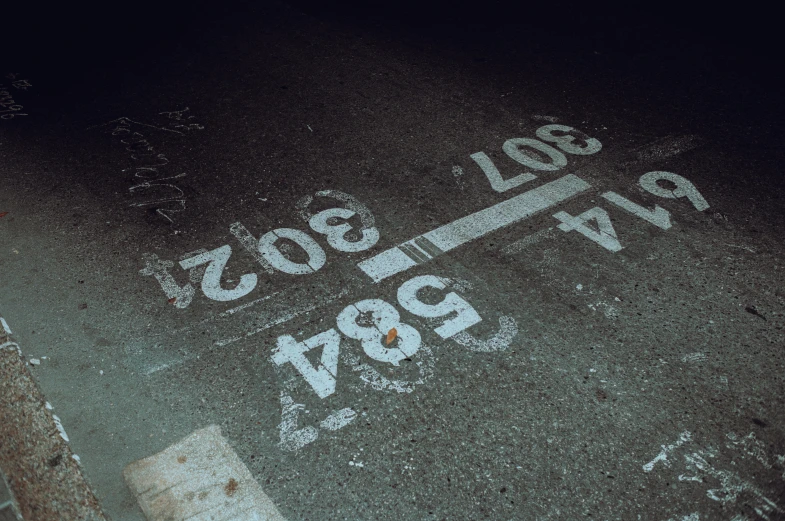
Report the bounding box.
[0,317,11,335]
[124,425,286,521]
[214,288,350,348]
[358,174,591,282]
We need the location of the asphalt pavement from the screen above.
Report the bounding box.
[1,3,784,520]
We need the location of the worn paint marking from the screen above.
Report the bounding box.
[124,425,286,521]
[358,174,591,282]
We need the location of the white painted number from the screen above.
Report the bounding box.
[397,275,481,338]
[601,191,672,229]
[535,124,602,155]
[469,152,537,193]
[639,171,710,211]
[554,207,623,252]
[179,245,258,301]
[258,228,327,275]
[503,138,567,171]
[309,207,380,252]
[272,329,340,399]
[336,299,421,365]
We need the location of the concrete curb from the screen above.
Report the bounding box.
[0,329,107,521]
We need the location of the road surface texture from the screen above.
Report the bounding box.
[1,2,784,520]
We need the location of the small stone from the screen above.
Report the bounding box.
[29,358,41,365]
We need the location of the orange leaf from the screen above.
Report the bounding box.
[0,211,8,218]
[168,297,177,304]
[385,328,397,345]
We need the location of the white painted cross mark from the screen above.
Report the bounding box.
[357,174,591,282]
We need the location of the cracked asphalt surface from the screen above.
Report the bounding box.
[1,3,784,520]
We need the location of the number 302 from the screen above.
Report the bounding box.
[271,275,482,399]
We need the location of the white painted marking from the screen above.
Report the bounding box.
[726,432,774,469]
[258,228,326,275]
[296,190,376,230]
[124,425,286,521]
[229,222,275,274]
[451,316,518,352]
[535,124,602,156]
[643,431,692,472]
[681,352,707,363]
[51,414,70,442]
[180,245,258,301]
[358,174,591,282]
[272,329,340,399]
[213,288,350,348]
[0,317,12,334]
[309,207,379,252]
[554,207,623,252]
[341,344,435,394]
[336,299,420,365]
[319,408,357,431]
[503,138,567,171]
[397,275,482,339]
[278,393,319,451]
[469,151,537,192]
[639,171,709,212]
[684,450,781,518]
[601,191,672,229]
[501,227,555,255]
[140,253,195,308]
[636,134,701,162]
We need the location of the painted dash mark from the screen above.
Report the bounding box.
[357,174,591,282]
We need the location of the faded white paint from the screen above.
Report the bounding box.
[272,329,340,399]
[397,275,482,338]
[554,207,623,252]
[469,151,537,192]
[601,191,672,229]
[308,208,379,252]
[643,431,692,472]
[451,316,518,352]
[639,171,710,212]
[636,134,701,162]
[341,344,435,394]
[180,245,258,302]
[319,408,357,431]
[501,227,555,255]
[140,253,195,308]
[336,299,420,365]
[229,222,275,274]
[535,124,602,155]
[278,393,319,451]
[358,174,591,282]
[124,425,286,521]
[258,228,326,275]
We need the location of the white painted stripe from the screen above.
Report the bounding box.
[358,174,591,282]
[124,425,286,521]
[0,317,11,335]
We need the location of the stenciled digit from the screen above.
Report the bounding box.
[535,124,602,155]
[336,299,421,365]
[309,207,380,252]
[397,275,482,338]
[258,227,327,275]
[179,245,258,301]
